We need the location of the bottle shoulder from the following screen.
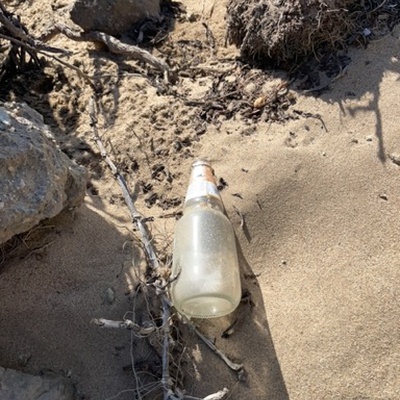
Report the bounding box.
[183,196,225,213]
[179,200,232,229]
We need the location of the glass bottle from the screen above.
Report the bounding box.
[171,161,241,318]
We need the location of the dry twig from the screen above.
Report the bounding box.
[41,23,175,81]
[202,22,216,57]
[91,318,156,336]
[0,4,66,54]
[89,96,173,399]
[89,96,159,271]
[0,2,95,86]
[182,388,229,400]
[232,205,244,230]
[192,325,243,375]
[89,96,233,399]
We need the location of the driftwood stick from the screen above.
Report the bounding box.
[0,6,89,85]
[89,96,176,398]
[201,388,229,400]
[193,326,243,373]
[89,96,159,270]
[0,4,32,43]
[182,388,229,400]
[44,51,95,86]
[0,5,69,54]
[0,32,39,57]
[201,22,216,57]
[161,295,172,400]
[0,32,66,59]
[47,23,171,75]
[86,30,170,73]
[91,318,156,336]
[0,31,93,86]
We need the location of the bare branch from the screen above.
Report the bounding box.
[161,296,172,400]
[192,325,243,373]
[0,3,92,86]
[89,96,179,398]
[47,23,172,76]
[88,96,159,270]
[0,8,31,42]
[0,6,70,54]
[202,388,229,400]
[91,318,156,336]
[182,388,229,400]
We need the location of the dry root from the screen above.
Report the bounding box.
[226,0,400,65]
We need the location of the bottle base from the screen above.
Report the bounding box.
[176,294,238,319]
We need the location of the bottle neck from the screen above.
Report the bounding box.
[183,161,225,213]
[184,195,225,213]
[184,161,225,212]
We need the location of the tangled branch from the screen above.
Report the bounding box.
[88,95,232,400]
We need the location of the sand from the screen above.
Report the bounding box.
[0,0,399,399]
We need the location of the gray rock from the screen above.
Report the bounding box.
[0,366,77,400]
[0,102,87,245]
[70,0,161,35]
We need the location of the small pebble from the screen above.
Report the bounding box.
[187,13,198,22]
[0,108,11,126]
[379,193,388,201]
[18,353,31,367]
[224,75,237,84]
[366,136,373,142]
[363,28,372,37]
[388,153,400,166]
[253,96,267,109]
[103,287,115,305]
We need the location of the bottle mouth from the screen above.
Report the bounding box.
[192,160,213,169]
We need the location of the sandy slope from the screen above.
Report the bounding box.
[0,0,399,399]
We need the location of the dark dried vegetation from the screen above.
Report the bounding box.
[227,0,400,66]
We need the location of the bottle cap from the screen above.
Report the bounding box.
[185,160,221,203]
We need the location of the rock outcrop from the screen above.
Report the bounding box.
[0,102,87,245]
[70,0,161,35]
[0,367,77,400]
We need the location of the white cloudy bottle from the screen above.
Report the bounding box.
[171,161,241,318]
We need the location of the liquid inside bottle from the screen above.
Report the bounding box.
[171,162,241,318]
